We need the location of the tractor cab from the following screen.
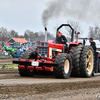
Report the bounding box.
[56,24,74,43]
[55,24,82,53]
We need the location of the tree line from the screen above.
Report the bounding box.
[0,20,100,42]
[66,20,100,41]
[0,28,55,42]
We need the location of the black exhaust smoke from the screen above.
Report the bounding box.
[45,27,47,41]
[45,27,47,31]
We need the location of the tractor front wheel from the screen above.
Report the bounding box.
[53,53,72,79]
[18,49,36,77]
[19,49,35,59]
[18,69,34,77]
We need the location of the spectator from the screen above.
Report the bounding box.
[89,38,96,52]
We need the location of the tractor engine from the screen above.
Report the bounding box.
[37,41,64,61]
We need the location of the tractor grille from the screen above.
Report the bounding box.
[38,47,48,57]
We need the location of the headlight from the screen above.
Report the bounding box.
[45,54,47,57]
[39,54,41,56]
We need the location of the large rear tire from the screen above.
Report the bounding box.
[53,53,72,79]
[80,46,94,77]
[69,45,83,77]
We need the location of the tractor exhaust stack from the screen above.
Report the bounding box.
[45,27,47,42]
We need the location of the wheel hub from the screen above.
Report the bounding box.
[64,60,70,74]
[86,50,93,74]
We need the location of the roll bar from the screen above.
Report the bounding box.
[57,24,74,42]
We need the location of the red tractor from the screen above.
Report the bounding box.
[13,24,94,79]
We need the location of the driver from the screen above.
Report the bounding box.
[56,31,67,44]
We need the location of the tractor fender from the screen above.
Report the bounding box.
[67,42,82,53]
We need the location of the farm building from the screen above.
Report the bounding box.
[7,38,27,44]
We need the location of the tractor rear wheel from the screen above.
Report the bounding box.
[69,45,83,77]
[53,53,72,79]
[80,46,94,77]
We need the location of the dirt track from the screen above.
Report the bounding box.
[0,41,99,100]
[0,58,18,65]
[0,71,100,100]
[0,59,100,100]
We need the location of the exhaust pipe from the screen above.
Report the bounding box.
[45,27,47,42]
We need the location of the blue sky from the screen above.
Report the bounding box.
[0,0,96,38]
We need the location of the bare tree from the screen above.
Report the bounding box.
[66,20,83,37]
[24,30,39,42]
[0,27,8,41]
[88,26,100,39]
[0,26,55,42]
[9,30,18,38]
[88,26,95,38]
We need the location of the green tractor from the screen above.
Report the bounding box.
[3,44,17,56]
[3,42,22,55]
[4,47,16,55]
